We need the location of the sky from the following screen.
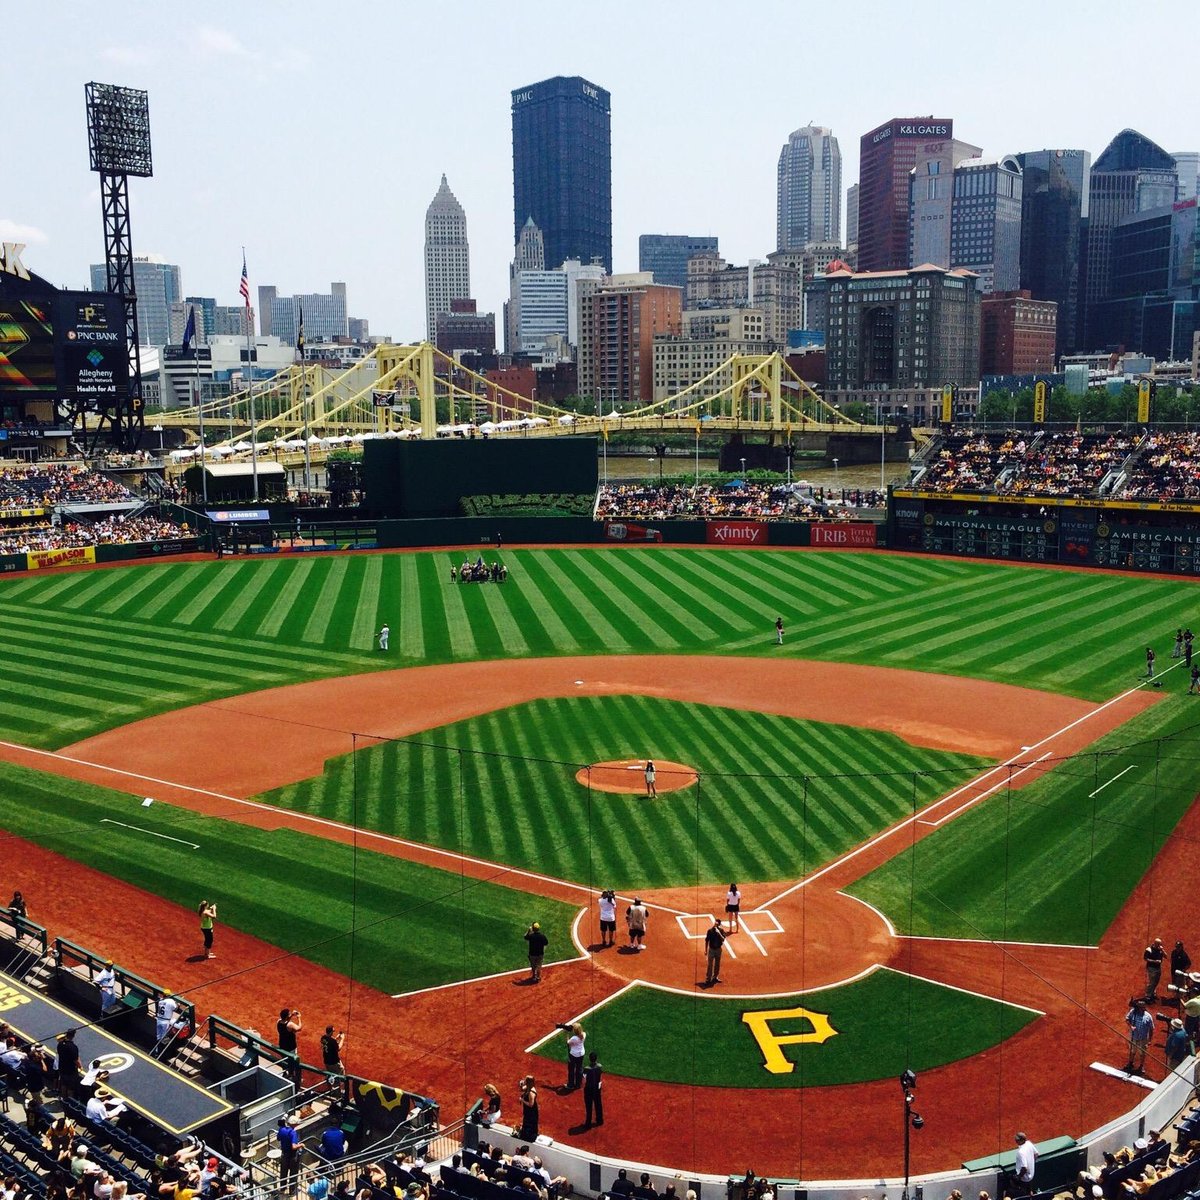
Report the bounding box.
[4,0,1194,343]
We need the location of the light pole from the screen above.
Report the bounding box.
[832,456,840,496]
[739,456,746,480]
[784,443,795,488]
[900,1069,923,1200]
[152,423,164,454]
[654,443,666,484]
[877,396,886,492]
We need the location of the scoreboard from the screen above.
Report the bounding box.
[891,498,1200,575]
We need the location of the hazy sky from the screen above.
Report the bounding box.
[4,0,1193,342]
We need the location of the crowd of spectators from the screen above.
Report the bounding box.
[999,433,1135,499]
[0,464,135,512]
[916,430,1029,493]
[595,482,878,522]
[913,428,1200,504]
[1121,433,1200,502]
[0,514,190,556]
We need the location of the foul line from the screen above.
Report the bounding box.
[0,739,689,919]
[1089,763,1136,798]
[754,665,1178,911]
[523,981,635,1054]
[921,752,1051,827]
[98,819,199,849]
[903,934,1097,951]
[393,953,589,1000]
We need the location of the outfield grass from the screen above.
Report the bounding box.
[0,762,579,994]
[261,695,988,889]
[1,549,1197,748]
[848,700,1200,944]
[535,968,1037,1088]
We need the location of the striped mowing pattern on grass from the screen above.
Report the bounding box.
[848,699,1200,945]
[0,761,580,995]
[261,695,989,889]
[0,548,1194,749]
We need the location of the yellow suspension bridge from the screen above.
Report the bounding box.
[156,342,888,470]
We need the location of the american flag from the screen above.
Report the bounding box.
[239,253,250,306]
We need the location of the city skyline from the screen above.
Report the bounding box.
[4,0,1195,342]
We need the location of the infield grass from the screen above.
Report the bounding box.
[535,968,1037,1088]
[261,695,989,889]
[848,699,1200,944]
[1,549,1197,748]
[0,762,578,994]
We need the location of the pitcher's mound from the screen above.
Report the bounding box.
[576,759,699,795]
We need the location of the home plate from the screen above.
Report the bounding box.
[1090,1061,1157,1090]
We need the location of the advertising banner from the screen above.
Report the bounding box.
[810,523,878,548]
[26,546,96,570]
[706,520,767,546]
[605,521,663,543]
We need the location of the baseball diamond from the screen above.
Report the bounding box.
[2,544,1199,1180]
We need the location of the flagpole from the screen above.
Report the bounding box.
[195,336,207,506]
[242,248,259,503]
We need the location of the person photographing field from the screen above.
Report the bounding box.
[197,900,217,959]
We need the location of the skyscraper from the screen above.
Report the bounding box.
[949,156,1024,295]
[512,76,612,273]
[857,117,954,272]
[776,126,842,251]
[1174,152,1200,201]
[1084,129,1178,345]
[90,255,181,348]
[907,138,983,268]
[638,235,720,290]
[1016,149,1091,356]
[424,175,471,341]
[846,184,860,248]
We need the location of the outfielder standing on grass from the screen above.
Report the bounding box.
[378,623,390,651]
[775,616,784,645]
[1145,646,1155,678]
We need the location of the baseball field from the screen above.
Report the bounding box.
[3,544,1199,1177]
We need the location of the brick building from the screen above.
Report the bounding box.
[578,274,682,405]
[979,290,1058,375]
[825,262,981,390]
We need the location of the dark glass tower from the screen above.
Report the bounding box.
[512,76,612,273]
[1016,149,1091,356]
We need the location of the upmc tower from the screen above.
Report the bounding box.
[512,76,612,274]
[858,116,954,271]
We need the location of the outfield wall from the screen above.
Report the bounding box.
[375,517,875,549]
[890,492,1200,574]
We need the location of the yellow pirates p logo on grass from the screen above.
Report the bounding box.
[741,1005,838,1074]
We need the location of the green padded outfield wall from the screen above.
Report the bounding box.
[363,437,599,519]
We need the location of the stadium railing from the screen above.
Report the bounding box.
[53,936,197,1043]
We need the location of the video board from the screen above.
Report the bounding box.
[0,287,128,408]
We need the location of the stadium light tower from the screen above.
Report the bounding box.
[85,82,152,451]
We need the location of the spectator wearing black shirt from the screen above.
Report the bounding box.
[277,1008,302,1053]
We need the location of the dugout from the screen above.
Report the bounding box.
[363,436,598,519]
